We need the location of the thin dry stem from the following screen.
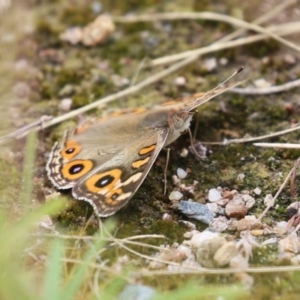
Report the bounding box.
[258,167,294,221]
[63,257,300,275]
[151,22,300,66]
[109,236,198,270]
[138,265,300,276]
[220,123,300,145]
[254,143,300,149]
[33,232,165,241]
[113,10,300,55]
[231,78,300,95]
[213,0,297,44]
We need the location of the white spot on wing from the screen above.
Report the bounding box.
[116,192,132,201]
[115,172,143,188]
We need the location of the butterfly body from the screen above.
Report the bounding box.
[46,79,242,216]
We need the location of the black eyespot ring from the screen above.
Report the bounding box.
[94,174,114,188]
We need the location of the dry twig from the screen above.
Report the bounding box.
[231,78,300,95]
[258,167,294,221]
[221,123,300,145]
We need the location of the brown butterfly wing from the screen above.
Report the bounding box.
[72,128,169,217]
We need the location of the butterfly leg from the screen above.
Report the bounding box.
[187,128,207,159]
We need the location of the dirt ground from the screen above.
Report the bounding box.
[1,0,300,298]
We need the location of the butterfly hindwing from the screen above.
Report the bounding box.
[72,128,169,217]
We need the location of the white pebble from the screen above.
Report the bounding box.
[219,57,228,66]
[204,57,217,71]
[190,230,219,248]
[169,191,183,201]
[254,78,271,88]
[59,98,72,111]
[177,168,187,179]
[208,188,222,202]
[237,173,245,182]
[172,175,180,185]
[276,221,288,228]
[264,194,274,207]
[180,148,188,157]
[174,76,186,86]
[177,244,192,257]
[253,187,261,195]
[206,202,219,214]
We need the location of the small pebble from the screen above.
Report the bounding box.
[283,54,296,65]
[59,98,72,111]
[169,191,183,201]
[195,236,227,268]
[117,284,157,300]
[177,244,192,257]
[188,141,207,159]
[174,76,186,86]
[273,221,288,235]
[162,213,172,221]
[206,202,219,214]
[253,187,261,195]
[225,198,247,220]
[172,175,180,185]
[287,201,300,218]
[241,194,256,209]
[179,220,196,231]
[60,27,83,45]
[82,15,115,46]
[209,216,229,232]
[204,57,217,71]
[189,230,219,248]
[250,229,264,236]
[178,201,215,224]
[261,237,277,246]
[177,168,187,179]
[254,78,272,88]
[264,194,274,207]
[222,190,234,199]
[208,188,222,202]
[278,233,300,254]
[183,231,193,239]
[219,57,228,66]
[236,173,245,183]
[214,241,238,267]
[111,74,130,87]
[160,249,187,263]
[180,148,188,157]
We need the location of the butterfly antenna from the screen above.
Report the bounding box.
[203,66,244,98]
[186,66,244,110]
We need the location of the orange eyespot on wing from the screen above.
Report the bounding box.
[105,188,123,205]
[61,140,82,159]
[62,160,94,180]
[84,169,122,193]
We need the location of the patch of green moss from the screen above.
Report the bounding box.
[59,4,95,27]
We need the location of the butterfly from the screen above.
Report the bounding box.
[46,68,243,217]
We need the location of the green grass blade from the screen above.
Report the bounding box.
[61,220,115,300]
[42,239,65,300]
[21,131,37,210]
